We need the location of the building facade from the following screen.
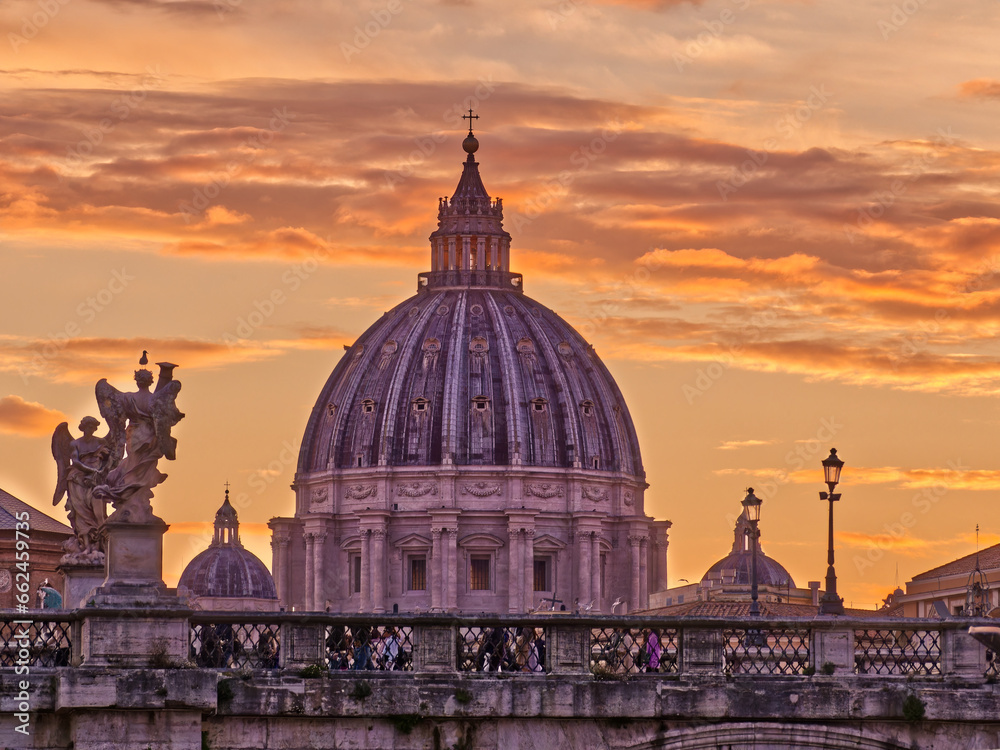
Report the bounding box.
[269,131,670,614]
[0,487,72,610]
[887,542,1000,618]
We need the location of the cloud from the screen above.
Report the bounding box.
[0,332,356,385]
[0,396,68,436]
[85,0,240,17]
[714,465,1000,492]
[3,76,1000,399]
[958,79,1000,101]
[838,530,1000,557]
[716,439,779,450]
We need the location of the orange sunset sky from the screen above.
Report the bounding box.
[2,0,999,609]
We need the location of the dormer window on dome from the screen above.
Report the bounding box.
[581,399,595,417]
[472,395,490,411]
[530,397,548,413]
[412,397,430,413]
[361,399,376,414]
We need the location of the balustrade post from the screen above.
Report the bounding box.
[942,624,988,678]
[811,625,855,675]
[80,608,192,668]
[279,619,327,670]
[414,622,458,674]
[70,617,84,667]
[681,628,723,674]
[548,621,591,675]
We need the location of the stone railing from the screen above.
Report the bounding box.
[417,269,523,292]
[0,611,993,680]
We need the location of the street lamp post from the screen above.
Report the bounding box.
[819,448,845,615]
[742,487,762,617]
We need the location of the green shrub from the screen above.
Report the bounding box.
[389,714,423,734]
[298,663,327,678]
[349,680,373,700]
[902,693,926,722]
[217,678,235,703]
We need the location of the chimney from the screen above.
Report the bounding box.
[809,581,820,606]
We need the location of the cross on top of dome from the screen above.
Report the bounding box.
[462,109,480,158]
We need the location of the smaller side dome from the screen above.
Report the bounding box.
[179,487,277,601]
[701,504,796,588]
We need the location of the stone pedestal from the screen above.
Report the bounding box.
[77,518,192,667]
[549,622,590,674]
[943,626,988,678]
[80,610,192,667]
[58,561,106,609]
[812,628,854,674]
[682,628,724,673]
[415,623,459,673]
[280,621,325,669]
[89,518,184,608]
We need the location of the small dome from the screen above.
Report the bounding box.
[703,549,796,588]
[179,489,277,600]
[180,546,277,600]
[702,506,796,588]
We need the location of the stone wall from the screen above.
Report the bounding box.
[3,611,1000,750]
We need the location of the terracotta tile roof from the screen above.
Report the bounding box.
[641,600,880,618]
[910,543,1000,582]
[0,487,73,534]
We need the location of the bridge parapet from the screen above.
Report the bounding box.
[2,610,992,679]
[2,610,1000,749]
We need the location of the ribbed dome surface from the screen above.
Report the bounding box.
[702,549,796,588]
[298,289,643,475]
[179,491,277,600]
[179,546,277,600]
[702,504,796,587]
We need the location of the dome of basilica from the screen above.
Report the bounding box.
[272,126,668,616]
[298,147,642,477]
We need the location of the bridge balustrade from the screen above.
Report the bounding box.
[0,611,992,682]
[853,627,941,676]
[0,613,75,667]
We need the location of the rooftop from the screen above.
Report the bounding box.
[0,487,73,534]
[911,543,1000,582]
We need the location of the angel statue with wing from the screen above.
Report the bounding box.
[52,415,113,563]
[91,359,185,524]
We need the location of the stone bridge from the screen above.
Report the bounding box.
[1,611,999,749]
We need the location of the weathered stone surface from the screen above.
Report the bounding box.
[55,668,217,712]
[80,611,191,667]
[4,667,1000,749]
[58,562,106,611]
[70,709,202,750]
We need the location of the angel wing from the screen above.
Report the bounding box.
[51,422,73,505]
[95,378,127,470]
[150,379,185,461]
